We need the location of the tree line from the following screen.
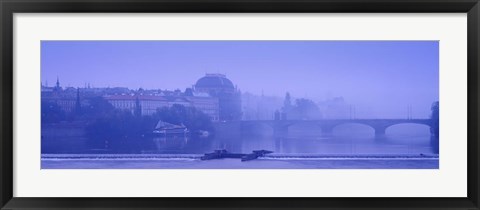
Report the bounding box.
[42,97,214,151]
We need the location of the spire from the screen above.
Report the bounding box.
[56,76,60,88]
[75,88,82,115]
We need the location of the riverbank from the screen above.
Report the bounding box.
[41,154,439,169]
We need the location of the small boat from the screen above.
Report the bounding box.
[200,149,273,161]
[241,150,273,162]
[200,149,228,160]
[152,120,189,136]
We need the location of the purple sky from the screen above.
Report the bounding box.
[41,41,438,118]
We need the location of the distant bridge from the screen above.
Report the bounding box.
[237,119,433,137]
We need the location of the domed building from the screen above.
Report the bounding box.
[194,74,242,121]
[195,73,235,93]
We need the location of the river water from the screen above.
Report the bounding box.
[143,123,436,155]
[41,123,438,169]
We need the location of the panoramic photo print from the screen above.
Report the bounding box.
[40,40,439,169]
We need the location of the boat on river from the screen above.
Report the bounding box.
[201,149,273,161]
[152,120,189,136]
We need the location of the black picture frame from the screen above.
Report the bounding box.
[1,0,479,209]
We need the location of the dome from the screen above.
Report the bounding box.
[195,74,234,90]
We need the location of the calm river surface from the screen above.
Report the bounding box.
[140,123,436,155]
[42,124,438,169]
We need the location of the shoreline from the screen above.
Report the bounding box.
[41,153,439,169]
[41,153,439,160]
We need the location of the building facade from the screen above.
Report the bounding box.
[104,94,220,121]
[193,73,242,121]
[40,75,239,122]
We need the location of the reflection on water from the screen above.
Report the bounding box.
[145,134,434,155]
[42,123,436,155]
[143,124,435,155]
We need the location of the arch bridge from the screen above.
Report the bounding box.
[238,119,433,137]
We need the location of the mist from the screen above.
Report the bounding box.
[42,40,438,119]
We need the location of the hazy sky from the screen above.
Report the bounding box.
[41,41,438,118]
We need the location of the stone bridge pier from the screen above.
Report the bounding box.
[318,124,335,136]
[273,124,289,137]
[372,125,389,136]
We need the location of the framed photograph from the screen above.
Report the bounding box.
[1,0,479,209]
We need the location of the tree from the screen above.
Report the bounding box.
[134,96,142,117]
[74,88,82,115]
[430,101,439,136]
[290,98,322,120]
[85,109,156,151]
[430,101,439,154]
[41,101,66,123]
[154,104,214,132]
[80,96,115,119]
[282,92,292,112]
[84,104,214,152]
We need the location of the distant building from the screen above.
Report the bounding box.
[41,78,77,113]
[40,76,228,122]
[104,94,220,121]
[194,73,242,121]
[187,94,220,122]
[241,92,283,120]
[318,97,350,119]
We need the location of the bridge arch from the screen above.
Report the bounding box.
[238,119,433,138]
[241,121,275,137]
[372,122,432,137]
[287,122,323,137]
[330,123,375,137]
[385,123,431,137]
